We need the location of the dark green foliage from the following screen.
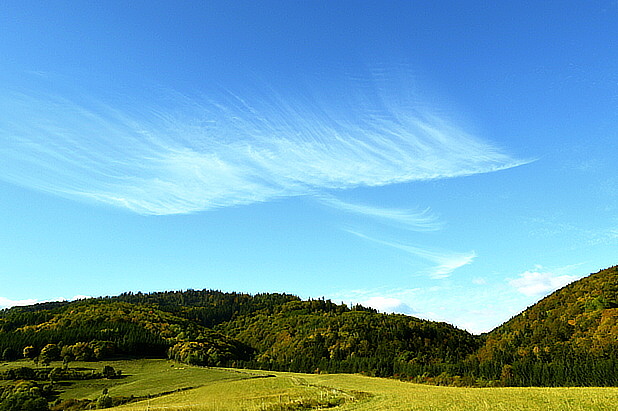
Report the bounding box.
[219,301,478,375]
[49,398,92,411]
[0,366,106,381]
[0,301,184,358]
[110,290,303,328]
[101,366,116,379]
[39,344,60,366]
[3,367,35,380]
[0,381,51,411]
[96,393,112,409]
[22,346,36,361]
[1,348,17,361]
[168,330,253,366]
[0,392,49,411]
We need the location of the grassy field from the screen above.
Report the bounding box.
[112,370,618,410]
[4,359,618,410]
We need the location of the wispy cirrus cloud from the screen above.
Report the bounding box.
[317,195,443,231]
[346,230,476,278]
[0,75,526,215]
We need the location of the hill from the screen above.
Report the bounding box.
[472,265,618,386]
[2,265,618,387]
[0,291,478,379]
[218,299,479,376]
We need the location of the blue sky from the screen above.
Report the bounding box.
[1,1,617,333]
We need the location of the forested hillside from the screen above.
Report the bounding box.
[0,290,478,378]
[218,299,479,376]
[469,265,618,386]
[0,299,252,366]
[1,265,617,386]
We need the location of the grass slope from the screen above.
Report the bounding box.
[304,373,618,410]
[62,359,263,401]
[0,359,260,401]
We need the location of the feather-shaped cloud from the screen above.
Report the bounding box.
[0,79,526,215]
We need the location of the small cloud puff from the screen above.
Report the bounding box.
[0,297,39,309]
[508,266,579,296]
[362,296,417,315]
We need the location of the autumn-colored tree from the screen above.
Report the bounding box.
[39,344,60,366]
[22,346,37,362]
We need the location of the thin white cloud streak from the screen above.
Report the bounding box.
[330,287,493,333]
[0,79,527,215]
[0,297,39,309]
[346,230,476,278]
[0,295,89,310]
[317,195,443,231]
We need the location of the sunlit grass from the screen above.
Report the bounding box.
[301,373,618,410]
[1,358,258,401]
[114,374,356,410]
[111,368,618,411]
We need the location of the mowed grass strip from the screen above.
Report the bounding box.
[112,374,353,410]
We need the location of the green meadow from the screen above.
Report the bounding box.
[22,359,614,411]
[4,359,618,410]
[114,372,618,410]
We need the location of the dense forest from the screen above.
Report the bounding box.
[1,265,617,387]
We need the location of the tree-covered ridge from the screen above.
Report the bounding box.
[0,290,303,330]
[479,265,618,362]
[14,301,188,338]
[0,290,476,376]
[453,265,618,386]
[0,300,246,360]
[109,290,303,328]
[219,300,479,375]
